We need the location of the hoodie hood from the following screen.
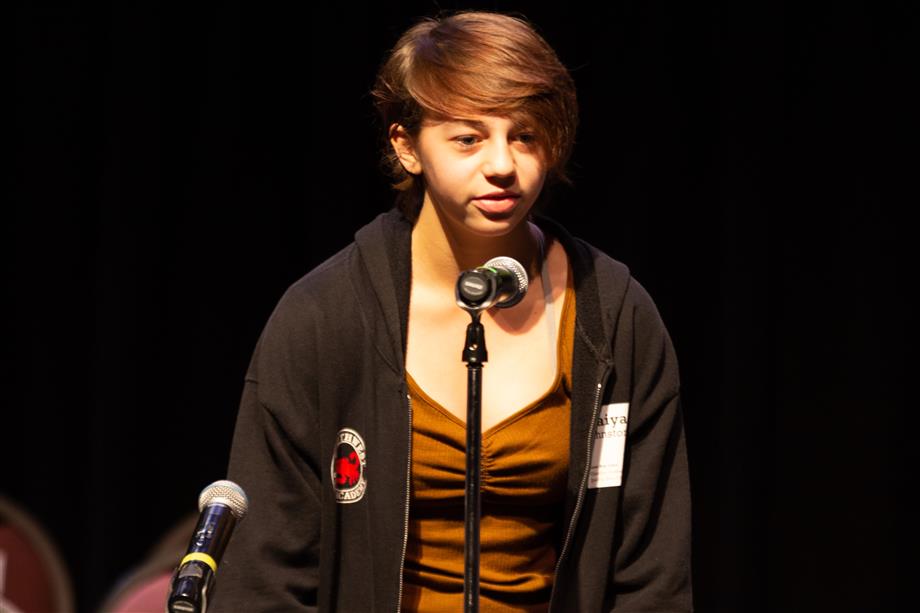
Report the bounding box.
[353,209,414,377]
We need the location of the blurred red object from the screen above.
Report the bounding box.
[0,496,75,613]
[98,511,198,613]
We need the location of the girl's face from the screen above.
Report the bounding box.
[393,114,547,238]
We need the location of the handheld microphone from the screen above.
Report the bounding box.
[167,480,248,613]
[456,256,529,311]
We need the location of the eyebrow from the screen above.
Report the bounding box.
[447,118,529,131]
[448,118,489,130]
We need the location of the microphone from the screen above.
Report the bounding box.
[167,480,249,613]
[456,256,528,311]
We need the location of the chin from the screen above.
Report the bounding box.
[463,214,526,238]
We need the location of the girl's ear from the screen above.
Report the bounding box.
[389,123,423,176]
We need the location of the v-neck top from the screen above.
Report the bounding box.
[401,267,576,612]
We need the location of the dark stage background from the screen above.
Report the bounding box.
[10,1,911,611]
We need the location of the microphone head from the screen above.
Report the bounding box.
[483,256,528,308]
[198,480,249,520]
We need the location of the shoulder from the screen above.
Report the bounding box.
[571,236,632,294]
[266,205,409,329]
[542,217,675,367]
[247,209,407,380]
[561,229,666,329]
[281,243,358,314]
[246,241,361,382]
[578,240,670,349]
[264,242,358,336]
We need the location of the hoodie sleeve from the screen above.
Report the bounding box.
[607,277,693,612]
[207,289,323,612]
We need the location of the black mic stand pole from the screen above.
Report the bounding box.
[461,311,486,613]
[455,258,527,613]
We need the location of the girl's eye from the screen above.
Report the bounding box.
[517,133,536,144]
[455,135,479,148]
[453,133,536,148]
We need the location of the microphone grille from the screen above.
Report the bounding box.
[198,479,249,520]
[483,256,528,308]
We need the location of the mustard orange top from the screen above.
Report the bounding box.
[402,270,576,612]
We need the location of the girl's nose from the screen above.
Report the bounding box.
[482,140,515,177]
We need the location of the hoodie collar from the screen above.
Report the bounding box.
[533,214,618,367]
[352,208,618,376]
[353,209,413,376]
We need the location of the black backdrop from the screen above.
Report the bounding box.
[9,1,911,611]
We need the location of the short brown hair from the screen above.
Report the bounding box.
[370,10,579,220]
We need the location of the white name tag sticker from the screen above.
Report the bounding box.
[588,402,629,489]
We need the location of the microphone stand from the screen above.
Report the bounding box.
[454,256,528,613]
[461,311,486,613]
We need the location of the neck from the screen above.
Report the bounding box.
[411,201,542,290]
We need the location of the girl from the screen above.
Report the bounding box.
[210,10,691,612]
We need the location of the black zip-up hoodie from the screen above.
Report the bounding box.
[208,209,692,612]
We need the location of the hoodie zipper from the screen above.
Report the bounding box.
[548,369,609,611]
[395,393,412,612]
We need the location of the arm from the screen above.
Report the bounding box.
[206,379,321,612]
[607,278,693,611]
[208,290,324,612]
